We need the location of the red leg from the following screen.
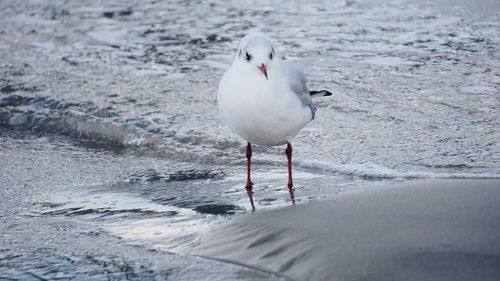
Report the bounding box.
[245,142,255,210]
[286,142,295,203]
[246,142,253,188]
[286,142,293,188]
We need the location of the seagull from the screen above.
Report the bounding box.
[217,32,331,209]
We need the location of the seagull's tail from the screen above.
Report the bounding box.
[309,90,332,98]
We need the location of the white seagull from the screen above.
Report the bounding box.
[217,32,331,209]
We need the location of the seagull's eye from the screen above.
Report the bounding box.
[245,52,252,61]
[269,52,273,60]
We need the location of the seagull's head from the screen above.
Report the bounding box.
[236,33,277,80]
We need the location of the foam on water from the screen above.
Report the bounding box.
[1,92,498,180]
[298,159,500,180]
[2,0,499,177]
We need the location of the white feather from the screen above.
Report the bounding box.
[217,33,315,146]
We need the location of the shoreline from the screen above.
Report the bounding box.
[196,179,500,281]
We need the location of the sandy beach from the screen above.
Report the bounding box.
[197,179,500,281]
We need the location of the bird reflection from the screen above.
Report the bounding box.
[246,185,296,211]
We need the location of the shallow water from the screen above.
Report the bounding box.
[0,0,499,279]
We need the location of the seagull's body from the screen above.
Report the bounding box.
[218,48,314,146]
[217,33,331,209]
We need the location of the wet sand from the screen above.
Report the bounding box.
[197,179,500,281]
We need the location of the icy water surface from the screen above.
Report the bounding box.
[1,0,499,279]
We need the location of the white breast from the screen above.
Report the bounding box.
[217,63,313,146]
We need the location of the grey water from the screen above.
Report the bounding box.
[0,0,499,280]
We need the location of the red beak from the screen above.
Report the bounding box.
[258,63,268,80]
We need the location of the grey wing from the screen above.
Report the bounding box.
[282,61,316,119]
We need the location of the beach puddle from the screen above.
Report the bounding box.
[32,167,352,253]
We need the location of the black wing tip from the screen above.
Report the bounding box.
[310,90,332,97]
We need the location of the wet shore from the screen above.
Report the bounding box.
[198,179,500,281]
[1,0,499,279]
